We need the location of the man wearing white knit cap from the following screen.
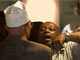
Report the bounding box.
[0,1,51,60]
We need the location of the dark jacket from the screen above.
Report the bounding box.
[0,35,51,60]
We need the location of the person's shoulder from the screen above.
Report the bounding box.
[29,40,52,52]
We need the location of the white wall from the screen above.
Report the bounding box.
[0,0,60,26]
[25,0,59,26]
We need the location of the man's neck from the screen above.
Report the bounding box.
[21,35,28,41]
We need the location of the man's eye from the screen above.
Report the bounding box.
[49,27,55,31]
[40,27,45,31]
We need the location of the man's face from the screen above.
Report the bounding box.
[38,22,59,45]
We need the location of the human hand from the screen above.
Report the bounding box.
[51,33,66,52]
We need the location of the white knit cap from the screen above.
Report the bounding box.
[4,1,30,27]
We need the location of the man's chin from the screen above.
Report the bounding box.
[45,42,52,47]
[44,38,51,42]
[44,39,52,45]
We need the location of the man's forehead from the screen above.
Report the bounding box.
[41,22,56,27]
[40,22,59,30]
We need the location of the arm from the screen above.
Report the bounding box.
[51,32,80,54]
[53,32,80,44]
[52,32,80,45]
[51,33,66,54]
[68,32,80,43]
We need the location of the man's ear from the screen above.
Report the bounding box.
[24,22,30,32]
[26,25,29,32]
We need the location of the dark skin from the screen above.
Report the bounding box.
[52,32,80,54]
[51,33,66,54]
[74,27,80,32]
[68,32,80,43]
[38,22,59,46]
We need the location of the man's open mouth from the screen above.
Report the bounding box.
[43,35,52,42]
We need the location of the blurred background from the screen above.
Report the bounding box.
[0,0,78,41]
[0,0,78,29]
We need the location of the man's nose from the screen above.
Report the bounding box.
[44,29,50,34]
